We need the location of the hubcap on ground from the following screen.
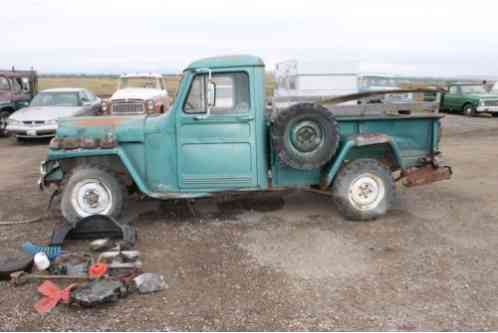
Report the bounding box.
[348,173,385,211]
[290,120,323,153]
[71,179,113,217]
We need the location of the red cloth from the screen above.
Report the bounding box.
[34,281,75,315]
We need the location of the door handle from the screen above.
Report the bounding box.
[236,115,254,122]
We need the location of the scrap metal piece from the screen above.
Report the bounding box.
[50,215,137,246]
[402,165,452,187]
[133,273,167,294]
[71,279,126,307]
[10,271,89,287]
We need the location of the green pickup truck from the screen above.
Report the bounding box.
[441,83,498,117]
[38,55,451,223]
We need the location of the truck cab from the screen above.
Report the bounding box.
[0,69,38,136]
[39,55,451,223]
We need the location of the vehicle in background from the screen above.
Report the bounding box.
[6,88,101,141]
[440,83,498,117]
[273,59,359,108]
[102,73,170,115]
[0,69,38,136]
[358,75,414,103]
[40,55,451,224]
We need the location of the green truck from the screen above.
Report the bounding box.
[440,83,498,117]
[38,55,451,223]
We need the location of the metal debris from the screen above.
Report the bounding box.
[71,279,126,307]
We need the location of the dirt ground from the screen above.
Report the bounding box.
[0,113,497,331]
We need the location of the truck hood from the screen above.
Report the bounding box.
[55,115,146,144]
[111,88,161,101]
[10,106,84,121]
[470,93,498,100]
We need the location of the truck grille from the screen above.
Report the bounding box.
[484,100,498,107]
[111,100,145,114]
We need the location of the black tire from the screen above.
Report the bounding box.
[0,110,11,137]
[463,104,476,117]
[61,164,127,225]
[271,103,339,170]
[332,159,394,221]
[492,113,498,118]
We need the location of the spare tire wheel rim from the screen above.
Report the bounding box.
[348,173,385,211]
[71,178,113,217]
[290,120,324,153]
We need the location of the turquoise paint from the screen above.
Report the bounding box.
[45,54,442,198]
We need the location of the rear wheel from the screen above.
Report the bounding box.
[61,165,127,225]
[332,159,394,221]
[0,111,11,137]
[492,113,498,118]
[463,104,476,117]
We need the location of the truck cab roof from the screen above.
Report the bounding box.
[186,55,264,71]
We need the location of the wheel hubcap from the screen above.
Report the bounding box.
[71,179,113,217]
[291,120,323,152]
[348,173,385,211]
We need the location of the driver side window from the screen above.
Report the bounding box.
[184,72,250,114]
[449,86,459,95]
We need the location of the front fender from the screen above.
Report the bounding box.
[42,147,150,194]
[320,133,402,189]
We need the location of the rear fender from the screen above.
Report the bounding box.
[320,133,402,189]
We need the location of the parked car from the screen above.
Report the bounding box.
[102,73,170,115]
[440,83,498,117]
[0,69,38,136]
[6,88,101,141]
[39,55,451,224]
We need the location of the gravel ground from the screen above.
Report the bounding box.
[0,113,497,331]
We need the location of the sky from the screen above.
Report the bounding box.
[3,0,498,77]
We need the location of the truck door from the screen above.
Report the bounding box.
[177,71,258,190]
[444,86,460,112]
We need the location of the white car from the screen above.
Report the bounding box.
[103,73,171,115]
[6,88,101,140]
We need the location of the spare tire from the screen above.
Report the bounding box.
[272,103,339,170]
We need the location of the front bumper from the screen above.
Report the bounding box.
[38,160,62,191]
[477,106,498,113]
[6,124,57,138]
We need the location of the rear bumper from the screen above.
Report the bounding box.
[401,155,452,187]
[476,106,498,113]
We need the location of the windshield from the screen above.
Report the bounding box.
[461,85,487,95]
[0,77,9,90]
[119,77,159,89]
[30,92,80,107]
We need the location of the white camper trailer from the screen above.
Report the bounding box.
[273,59,359,107]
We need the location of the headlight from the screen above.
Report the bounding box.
[479,100,485,106]
[146,100,155,112]
[46,119,58,125]
[7,119,21,126]
[101,101,109,112]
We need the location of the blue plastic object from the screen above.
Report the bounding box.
[21,242,62,260]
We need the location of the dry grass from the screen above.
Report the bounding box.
[39,73,275,98]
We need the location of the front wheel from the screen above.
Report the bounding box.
[331,159,394,221]
[61,165,127,225]
[463,104,476,117]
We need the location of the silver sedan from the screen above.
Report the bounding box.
[6,88,101,140]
